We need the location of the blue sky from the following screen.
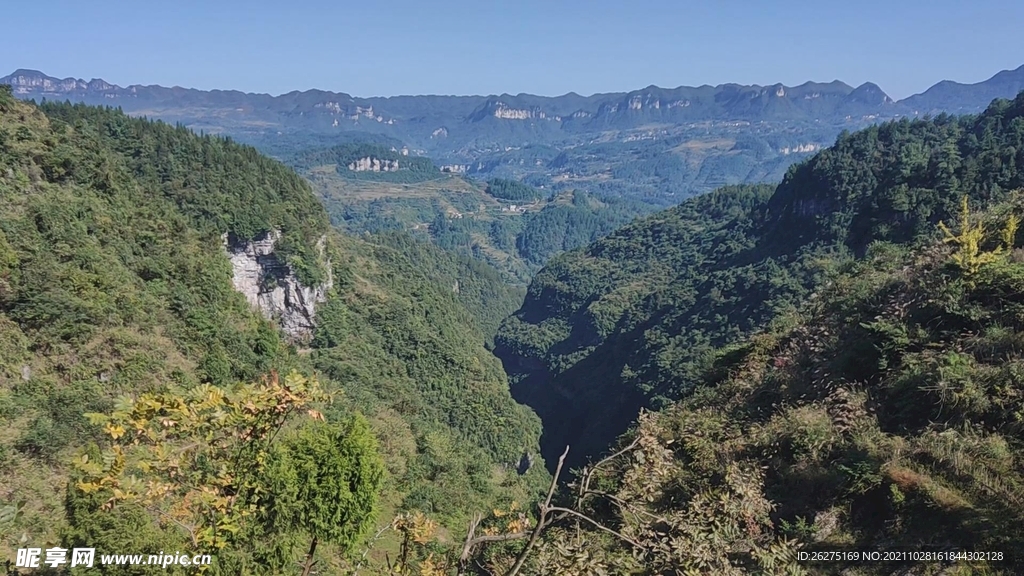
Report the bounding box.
[5,0,1023,99]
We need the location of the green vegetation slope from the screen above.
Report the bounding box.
[291,148,655,285]
[497,93,1024,471]
[0,88,542,572]
[525,198,1024,574]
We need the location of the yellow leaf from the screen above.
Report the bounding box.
[106,423,126,440]
[77,481,101,494]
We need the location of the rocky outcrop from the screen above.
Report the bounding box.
[347,156,400,172]
[3,69,89,94]
[780,143,821,155]
[467,99,560,123]
[222,230,332,340]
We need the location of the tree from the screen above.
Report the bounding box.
[938,195,1019,274]
[261,417,385,576]
[72,371,329,554]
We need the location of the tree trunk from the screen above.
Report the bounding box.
[300,536,318,576]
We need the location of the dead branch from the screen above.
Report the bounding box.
[351,523,391,575]
[546,507,644,549]
[461,440,651,575]
[504,445,570,576]
[458,512,531,574]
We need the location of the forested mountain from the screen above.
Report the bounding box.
[524,197,1024,574]
[7,65,1024,574]
[902,63,1024,115]
[7,66,1021,144]
[6,65,1024,207]
[475,93,1024,574]
[497,93,1024,473]
[290,150,655,284]
[0,87,544,574]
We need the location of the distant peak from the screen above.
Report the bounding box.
[848,81,894,104]
[990,64,1024,80]
[9,68,48,77]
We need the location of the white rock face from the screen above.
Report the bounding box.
[316,101,344,114]
[492,103,544,119]
[6,73,86,94]
[780,143,821,155]
[347,156,399,172]
[222,231,332,340]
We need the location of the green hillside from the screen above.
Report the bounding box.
[526,198,1024,574]
[7,76,1024,575]
[473,94,1024,575]
[292,154,655,284]
[496,93,1024,471]
[0,88,543,573]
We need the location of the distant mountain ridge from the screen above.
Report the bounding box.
[901,64,1024,114]
[7,65,1023,205]
[5,65,1022,148]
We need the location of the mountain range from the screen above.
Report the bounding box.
[5,65,1024,155]
[7,64,1024,208]
[7,62,1024,573]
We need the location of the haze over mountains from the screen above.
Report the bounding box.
[5,65,1024,151]
[5,65,1023,208]
[3,66,1021,203]
[7,47,1024,570]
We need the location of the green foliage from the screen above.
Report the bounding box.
[768,95,1024,252]
[530,198,1024,572]
[291,142,439,184]
[657,210,1024,570]
[262,417,384,558]
[499,93,1024,473]
[495,183,812,467]
[311,233,540,467]
[295,151,657,284]
[486,178,544,202]
[0,96,544,569]
[367,232,526,340]
[38,101,330,284]
[73,371,329,552]
[938,195,1012,274]
[513,192,643,266]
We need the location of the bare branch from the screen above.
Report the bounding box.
[459,513,482,567]
[148,506,199,547]
[469,442,651,575]
[590,435,642,474]
[546,507,645,550]
[579,435,641,498]
[352,524,391,575]
[504,445,569,576]
[581,489,667,524]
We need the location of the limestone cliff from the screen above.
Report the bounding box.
[222,230,332,340]
[347,156,400,172]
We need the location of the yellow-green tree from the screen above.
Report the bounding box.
[938,195,1018,274]
[73,371,329,554]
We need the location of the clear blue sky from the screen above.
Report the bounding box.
[5,0,1023,99]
